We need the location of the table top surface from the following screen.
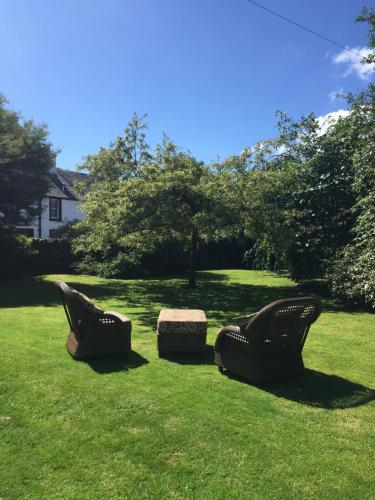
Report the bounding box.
[158,308,207,323]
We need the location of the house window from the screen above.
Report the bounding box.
[49,229,60,240]
[49,198,62,221]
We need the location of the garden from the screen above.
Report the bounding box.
[1,7,375,499]
[0,270,374,498]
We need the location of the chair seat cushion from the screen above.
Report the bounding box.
[157,309,207,334]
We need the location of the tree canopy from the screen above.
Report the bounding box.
[0,94,56,279]
[0,94,55,228]
[74,118,236,286]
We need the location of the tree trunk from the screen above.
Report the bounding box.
[188,228,198,288]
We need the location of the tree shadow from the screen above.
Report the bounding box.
[0,277,61,308]
[296,279,331,299]
[59,272,323,332]
[0,272,228,308]
[85,350,149,374]
[159,345,215,365]
[223,368,375,409]
[0,271,356,324]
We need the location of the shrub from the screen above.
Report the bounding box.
[29,239,77,275]
[0,228,35,279]
[330,246,375,310]
[75,237,250,279]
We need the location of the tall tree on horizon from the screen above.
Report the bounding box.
[0,94,55,229]
[74,121,237,287]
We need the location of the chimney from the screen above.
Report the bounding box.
[50,156,57,174]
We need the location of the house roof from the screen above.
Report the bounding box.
[57,168,88,186]
[47,168,88,200]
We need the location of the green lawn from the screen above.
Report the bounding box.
[0,270,374,499]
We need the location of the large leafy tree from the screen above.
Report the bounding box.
[0,94,55,227]
[329,10,375,308]
[233,108,366,280]
[219,8,375,308]
[216,112,323,273]
[286,114,358,279]
[75,117,236,286]
[0,94,55,278]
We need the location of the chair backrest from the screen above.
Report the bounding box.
[54,281,103,337]
[245,297,322,351]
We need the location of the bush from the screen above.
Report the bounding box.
[75,237,251,279]
[0,231,78,279]
[29,239,77,275]
[329,195,375,310]
[329,246,375,310]
[0,227,35,279]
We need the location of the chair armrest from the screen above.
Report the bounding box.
[215,325,242,352]
[232,313,256,326]
[103,311,131,323]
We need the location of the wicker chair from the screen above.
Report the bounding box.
[55,281,132,360]
[215,297,322,383]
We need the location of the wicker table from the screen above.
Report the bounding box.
[157,309,207,354]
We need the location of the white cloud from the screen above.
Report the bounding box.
[328,87,344,103]
[275,144,287,155]
[332,46,375,81]
[272,110,350,159]
[316,109,350,135]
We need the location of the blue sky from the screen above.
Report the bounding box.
[1,0,374,169]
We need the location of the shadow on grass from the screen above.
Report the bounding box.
[52,272,338,331]
[0,271,352,328]
[224,368,375,409]
[86,350,149,374]
[159,345,215,365]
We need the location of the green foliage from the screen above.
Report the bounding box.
[330,244,375,310]
[357,6,375,63]
[227,75,374,308]
[0,93,55,279]
[75,91,374,304]
[233,12,375,307]
[286,114,358,279]
[78,112,151,182]
[52,218,82,241]
[0,94,55,227]
[75,120,237,286]
[329,86,375,309]
[0,226,35,279]
[243,238,278,270]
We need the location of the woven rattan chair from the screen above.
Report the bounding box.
[55,280,132,360]
[215,297,322,383]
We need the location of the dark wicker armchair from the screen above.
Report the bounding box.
[55,281,132,360]
[215,297,322,383]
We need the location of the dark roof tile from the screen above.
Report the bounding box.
[47,168,89,200]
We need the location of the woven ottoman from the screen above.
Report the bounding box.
[157,309,207,355]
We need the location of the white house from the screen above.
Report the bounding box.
[16,168,87,239]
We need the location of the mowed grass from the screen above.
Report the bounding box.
[0,270,374,499]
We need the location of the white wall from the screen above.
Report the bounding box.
[19,197,84,239]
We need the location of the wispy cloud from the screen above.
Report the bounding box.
[332,46,375,81]
[328,87,344,103]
